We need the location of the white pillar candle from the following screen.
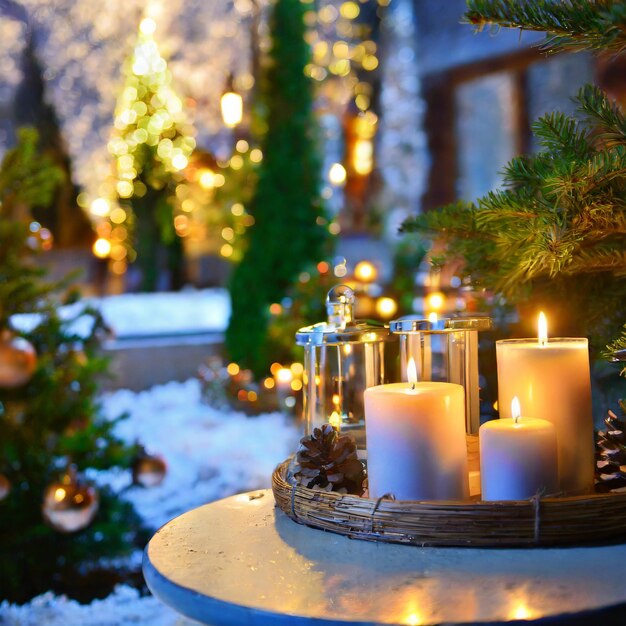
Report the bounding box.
[480,397,558,501]
[364,360,468,501]
[496,313,594,494]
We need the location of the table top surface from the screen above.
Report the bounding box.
[143,489,626,626]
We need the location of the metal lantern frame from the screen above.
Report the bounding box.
[389,316,492,434]
[296,286,397,456]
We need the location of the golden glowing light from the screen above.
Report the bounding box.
[139,17,157,35]
[354,260,377,283]
[230,154,244,170]
[329,411,342,430]
[290,362,304,376]
[92,238,112,259]
[111,260,127,275]
[426,291,445,313]
[227,362,240,376]
[428,312,438,324]
[90,197,110,217]
[275,368,293,384]
[510,601,535,620]
[264,377,275,390]
[171,154,188,170]
[538,311,548,346]
[54,487,66,502]
[340,1,360,19]
[291,379,302,392]
[249,148,263,163]
[198,169,216,189]
[353,138,373,175]
[376,297,398,319]
[110,207,127,224]
[329,162,347,185]
[404,613,424,626]
[221,91,243,128]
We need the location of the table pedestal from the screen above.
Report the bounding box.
[144,489,626,625]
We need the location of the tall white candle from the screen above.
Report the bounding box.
[496,313,594,494]
[480,397,558,501]
[364,359,468,501]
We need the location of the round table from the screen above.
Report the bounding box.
[143,489,626,626]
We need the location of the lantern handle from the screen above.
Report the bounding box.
[326,285,355,330]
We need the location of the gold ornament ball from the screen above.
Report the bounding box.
[0,331,37,388]
[133,453,167,488]
[0,473,11,501]
[42,472,99,533]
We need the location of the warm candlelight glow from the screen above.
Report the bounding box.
[407,357,417,388]
[511,396,521,424]
[329,411,341,430]
[538,312,548,346]
[428,311,438,324]
[509,600,535,620]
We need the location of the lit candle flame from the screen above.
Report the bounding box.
[538,312,548,347]
[511,396,521,424]
[428,311,438,324]
[407,357,417,390]
[329,411,341,430]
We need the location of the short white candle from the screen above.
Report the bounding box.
[496,313,593,494]
[479,397,558,501]
[364,359,468,501]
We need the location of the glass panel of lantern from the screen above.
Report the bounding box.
[389,316,492,434]
[296,285,398,458]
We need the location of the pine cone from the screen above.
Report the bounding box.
[293,424,365,495]
[595,401,626,493]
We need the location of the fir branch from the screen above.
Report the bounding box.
[577,84,626,145]
[604,324,626,375]
[531,112,592,158]
[465,0,626,54]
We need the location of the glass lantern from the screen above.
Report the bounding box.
[389,315,491,434]
[296,285,397,457]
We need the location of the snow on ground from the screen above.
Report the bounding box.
[91,289,230,338]
[11,289,230,340]
[1,378,300,626]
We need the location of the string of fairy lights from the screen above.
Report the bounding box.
[82,0,390,278]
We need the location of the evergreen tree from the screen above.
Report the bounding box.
[107,18,196,291]
[403,0,626,354]
[0,129,144,602]
[225,0,329,376]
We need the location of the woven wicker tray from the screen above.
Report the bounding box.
[272,458,626,547]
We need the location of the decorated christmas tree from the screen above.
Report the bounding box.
[402,0,626,357]
[0,129,144,603]
[225,0,330,377]
[105,17,196,291]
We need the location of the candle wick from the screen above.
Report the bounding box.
[410,382,416,391]
[513,414,520,425]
